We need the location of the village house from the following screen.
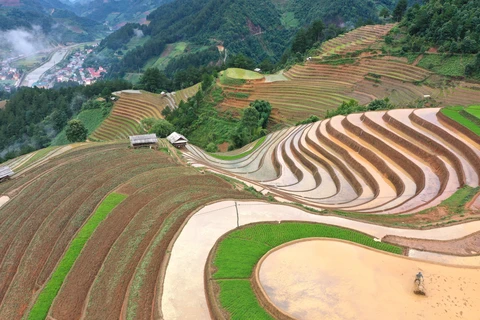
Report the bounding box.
[167,132,188,148]
[0,166,14,183]
[129,134,158,149]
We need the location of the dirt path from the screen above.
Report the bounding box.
[468,192,480,210]
[412,54,424,66]
[160,200,480,320]
[258,239,479,320]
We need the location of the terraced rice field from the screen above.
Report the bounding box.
[440,105,480,139]
[208,223,402,320]
[0,142,254,320]
[219,56,480,124]
[1,145,75,174]
[185,108,480,214]
[316,23,396,57]
[218,24,480,124]
[91,85,199,141]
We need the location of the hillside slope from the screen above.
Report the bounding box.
[0,142,254,320]
[90,85,199,141]
[0,0,106,45]
[99,0,398,76]
[186,107,480,214]
[218,24,480,124]
[73,0,173,28]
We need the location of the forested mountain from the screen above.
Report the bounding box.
[0,0,106,43]
[402,0,480,54]
[72,0,173,28]
[96,0,398,77]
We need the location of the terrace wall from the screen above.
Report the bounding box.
[344,115,426,196]
[410,112,480,181]
[437,112,480,146]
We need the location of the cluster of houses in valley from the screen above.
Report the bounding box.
[0,63,21,92]
[35,47,106,88]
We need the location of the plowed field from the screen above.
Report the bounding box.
[0,142,253,320]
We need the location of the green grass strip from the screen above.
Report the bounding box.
[217,280,272,320]
[441,106,480,136]
[212,223,402,319]
[28,192,128,320]
[438,185,480,214]
[466,105,480,119]
[208,136,266,161]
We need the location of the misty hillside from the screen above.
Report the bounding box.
[0,0,107,45]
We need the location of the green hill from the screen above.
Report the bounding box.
[99,0,399,77]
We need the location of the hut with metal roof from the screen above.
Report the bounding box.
[0,166,14,182]
[129,134,158,149]
[167,132,188,148]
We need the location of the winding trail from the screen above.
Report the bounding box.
[160,200,480,320]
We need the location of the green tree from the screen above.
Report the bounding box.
[205,142,218,152]
[66,119,88,142]
[250,100,272,128]
[393,0,407,22]
[101,87,112,99]
[379,7,390,19]
[201,73,214,91]
[242,107,260,131]
[148,119,174,138]
[291,29,307,54]
[139,68,170,93]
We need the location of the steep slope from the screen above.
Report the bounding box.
[90,85,199,141]
[73,0,173,28]
[218,24,480,124]
[99,0,398,76]
[0,0,106,44]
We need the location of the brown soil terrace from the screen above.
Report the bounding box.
[384,231,480,256]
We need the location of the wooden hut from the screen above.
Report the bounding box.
[0,166,14,182]
[129,134,158,149]
[167,132,188,148]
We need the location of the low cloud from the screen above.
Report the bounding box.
[133,29,144,38]
[0,27,48,58]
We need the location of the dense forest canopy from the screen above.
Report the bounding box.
[402,0,480,53]
[72,0,173,26]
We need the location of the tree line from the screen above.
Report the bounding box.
[0,80,131,162]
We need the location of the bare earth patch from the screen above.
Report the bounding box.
[0,196,9,208]
[384,232,480,255]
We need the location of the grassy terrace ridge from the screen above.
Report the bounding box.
[332,186,480,228]
[27,193,128,320]
[441,106,480,136]
[211,222,402,320]
[465,105,480,119]
[208,136,266,160]
[225,68,264,80]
